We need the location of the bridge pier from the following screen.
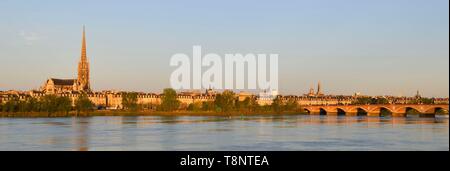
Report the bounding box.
[419,113,436,118]
[367,113,380,117]
[327,112,338,116]
[345,113,357,116]
[392,113,406,117]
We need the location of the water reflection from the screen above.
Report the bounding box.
[73,117,91,151]
[0,115,448,151]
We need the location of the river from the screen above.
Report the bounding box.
[0,115,448,151]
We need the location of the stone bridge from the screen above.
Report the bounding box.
[303,104,449,117]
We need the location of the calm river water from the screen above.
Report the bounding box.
[0,115,448,151]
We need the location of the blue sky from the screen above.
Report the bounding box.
[0,0,448,97]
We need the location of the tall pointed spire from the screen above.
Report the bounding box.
[81,25,87,61]
[78,25,90,92]
[316,81,323,96]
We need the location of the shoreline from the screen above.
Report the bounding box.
[0,111,306,118]
[1,111,447,118]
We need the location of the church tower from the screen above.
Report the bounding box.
[316,81,324,96]
[77,26,90,92]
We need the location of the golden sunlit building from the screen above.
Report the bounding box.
[42,26,91,94]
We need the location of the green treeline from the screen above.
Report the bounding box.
[1,88,442,116]
[353,97,390,105]
[168,89,303,114]
[0,94,95,116]
[120,89,304,113]
[352,97,435,105]
[74,94,95,115]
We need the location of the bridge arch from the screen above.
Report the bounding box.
[355,107,368,116]
[405,107,422,116]
[378,107,393,117]
[319,108,327,115]
[303,108,312,114]
[433,107,448,115]
[396,106,424,114]
[427,107,448,115]
[302,105,448,117]
[336,108,346,116]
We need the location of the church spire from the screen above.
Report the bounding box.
[77,25,90,92]
[316,81,323,96]
[81,25,87,61]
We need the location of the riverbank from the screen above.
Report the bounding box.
[0,110,306,118]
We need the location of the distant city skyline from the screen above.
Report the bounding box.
[0,0,448,97]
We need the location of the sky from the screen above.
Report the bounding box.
[0,0,448,97]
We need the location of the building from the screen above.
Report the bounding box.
[306,85,316,97]
[41,26,91,94]
[316,81,324,97]
[42,78,78,94]
[205,86,217,96]
[305,82,324,97]
[238,91,254,101]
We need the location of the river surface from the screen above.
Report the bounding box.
[0,115,448,151]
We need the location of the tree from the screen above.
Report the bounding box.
[41,95,58,114]
[25,97,40,112]
[248,96,259,112]
[160,88,180,111]
[285,98,299,111]
[40,95,72,116]
[353,97,372,105]
[56,96,72,115]
[2,96,19,113]
[238,97,250,112]
[214,94,223,112]
[187,101,202,112]
[201,101,215,111]
[61,97,72,112]
[122,92,139,111]
[215,90,236,113]
[420,98,434,105]
[1,97,42,113]
[271,96,284,113]
[75,94,95,115]
[409,97,434,105]
[373,98,389,105]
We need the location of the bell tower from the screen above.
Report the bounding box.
[77,26,90,92]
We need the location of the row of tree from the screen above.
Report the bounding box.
[121,89,182,112]
[0,94,95,116]
[195,91,303,113]
[8,89,437,115]
[353,97,435,105]
[120,89,304,113]
[353,97,390,105]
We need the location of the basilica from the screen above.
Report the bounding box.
[41,27,91,94]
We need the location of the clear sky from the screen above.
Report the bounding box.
[0,0,448,97]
